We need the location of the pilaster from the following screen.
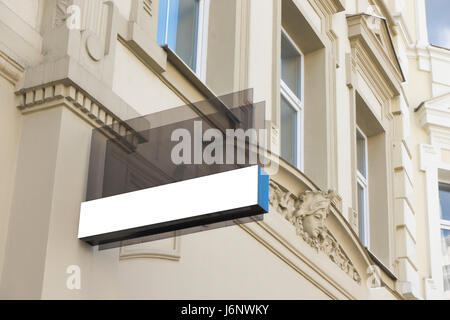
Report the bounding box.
[419,144,444,299]
[391,93,419,299]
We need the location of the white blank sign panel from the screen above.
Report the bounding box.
[78,165,269,245]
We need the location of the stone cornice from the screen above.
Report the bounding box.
[428,45,450,63]
[0,50,24,85]
[16,80,146,151]
[417,106,450,131]
[347,14,404,100]
[416,92,450,129]
[373,0,397,36]
[314,0,345,15]
[416,92,450,149]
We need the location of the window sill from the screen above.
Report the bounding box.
[366,247,397,281]
[162,45,240,124]
[162,45,214,100]
[122,22,167,74]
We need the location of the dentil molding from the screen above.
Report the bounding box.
[16,80,145,151]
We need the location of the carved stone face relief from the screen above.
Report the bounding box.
[269,181,361,284]
[294,191,331,241]
[303,209,326,238]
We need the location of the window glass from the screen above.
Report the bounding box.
[281,33,301,100]
[357,182,366,245]
[157,0,169,45]
[425,0,450,49]
[439,183,450,221]
[157,0,200,71]
[441,229,450,292]
[356,129,366,178]
[280,95,297,166]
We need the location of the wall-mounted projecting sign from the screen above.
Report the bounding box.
[78,165,268,245]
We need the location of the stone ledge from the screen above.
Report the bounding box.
[0,49,24,85]
[16,80,146,151]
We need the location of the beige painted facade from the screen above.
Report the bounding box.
[0,0,449,300]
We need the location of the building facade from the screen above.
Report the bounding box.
[0,0,449,300]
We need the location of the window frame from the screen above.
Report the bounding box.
[280,28,304,171]
[439,182,450,295]
[442,220,450,231]
[157,0,210,81]
[440,182,450,229]
[356,125,370,247]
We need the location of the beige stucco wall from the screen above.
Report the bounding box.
[113,41,185,115]
[2,0,41,30]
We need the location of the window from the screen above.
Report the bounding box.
[157,0,209,78]
[354,93,389,264]
[439,183,450,292]
[280,30,303,169]
[356,127,369,246]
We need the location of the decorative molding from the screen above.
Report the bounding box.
[416,92,450,150]
[392,12,414,48]
[417,93,450,126]
[310,0,343,66]
[119,235,180,261]
[314,0,344,15]
[86,33,104,61]
[348,207,358,233]
[372,0,398,36]
[347,14,404,101]
[54,0,71,28]
[0,50,24,85]
[15,81,145,151]
[143,0,152,16]
[408,44,450,84]
[269,181,362,284]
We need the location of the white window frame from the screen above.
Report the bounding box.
[439,182,450,296]
[356,126,370,247]
[158,0,209,81]
[420,145,450,299]
[441,219,450,231]
[280,28,304,171]
[440,182,450,230]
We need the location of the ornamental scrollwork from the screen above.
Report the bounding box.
[269,181,361,284]
[54,0,71,28]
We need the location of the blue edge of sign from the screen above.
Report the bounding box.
[257,166,269,213]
